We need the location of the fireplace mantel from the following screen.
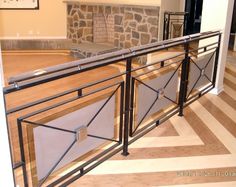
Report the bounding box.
[63,1,160,9]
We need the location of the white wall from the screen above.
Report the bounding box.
[0,0,67,39]
[0,45,15,187]
[200,0,235,94]
[179,0,185,12]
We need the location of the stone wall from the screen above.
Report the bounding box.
[67,3,160,48]
[114,7,159,48]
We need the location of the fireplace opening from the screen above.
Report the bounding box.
[70,12,118,59]
[93,13,114,44]
[68,3,160,62]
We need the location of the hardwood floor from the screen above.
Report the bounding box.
[2,50,236,187]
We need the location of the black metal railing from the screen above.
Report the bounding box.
[3,30,221,187]
[163,11,189,40]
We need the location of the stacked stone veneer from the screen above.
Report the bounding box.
[67,3,160,49]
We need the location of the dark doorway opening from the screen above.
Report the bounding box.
[229,0,236,50]
[185,0,203,35]
[231,1,236,33]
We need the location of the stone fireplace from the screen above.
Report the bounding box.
[65,2,160,62]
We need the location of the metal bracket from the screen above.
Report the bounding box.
[75,126,88,143]
[33,69,47,76]
[201,69,205,76]
[13,82,19,89]
[161,61,165,67]
[157,88,165,99]
[78,89,82,97]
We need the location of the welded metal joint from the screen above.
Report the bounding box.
[13,82,19,89]
[33,69,47,76]
[201,69,205,76]
[157,88,165,99]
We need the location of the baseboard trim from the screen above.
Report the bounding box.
[0,39,72,50]
[210,86,224,95]
[2,50,71,56]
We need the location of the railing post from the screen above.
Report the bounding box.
[212,34,222,86]
[161,61,165,67]
[178,41,190,116]
[17,119,28,187]
[129,77,135,136]
[119,82,125,143]
[163,13,167,40]
[122,58,132,156]
[167,14,170,40]
[183,13,189,36]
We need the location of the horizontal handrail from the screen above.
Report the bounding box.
[6,30,221,93]
[164,11,189,16]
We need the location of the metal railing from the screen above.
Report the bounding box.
[163,11,189,40]
[3,30,221,187]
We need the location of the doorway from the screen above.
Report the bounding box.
[185,0,203,35]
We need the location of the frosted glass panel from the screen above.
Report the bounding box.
[136,70,178,125]
[188,52,215,95]
[33,96,115,180]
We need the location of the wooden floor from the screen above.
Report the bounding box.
[2,50,236,187]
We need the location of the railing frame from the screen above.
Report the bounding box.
[163,11,189,40]
[3,30,222,187]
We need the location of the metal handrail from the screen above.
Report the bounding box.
[6,30,221,91]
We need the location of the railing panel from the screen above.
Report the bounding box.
[5,63,124,165]
[130,62,181,137]
[18,82,124,186]
[187,51,216,98]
